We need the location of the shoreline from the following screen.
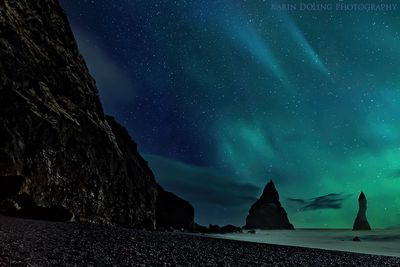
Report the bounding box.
[208,229,400,258]
[0,216,399,266]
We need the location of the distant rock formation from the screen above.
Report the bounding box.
[353,192,371,231]
[156,185,194,230]
[244,180,294,229]
[0,0,193,229]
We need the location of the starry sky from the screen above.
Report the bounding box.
[59,0,400,228]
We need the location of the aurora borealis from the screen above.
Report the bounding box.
[59,0,400,228]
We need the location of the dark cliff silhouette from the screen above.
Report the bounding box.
[156,185,194,230]
[0,0,193,229]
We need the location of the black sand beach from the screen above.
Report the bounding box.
[0,216,399,266]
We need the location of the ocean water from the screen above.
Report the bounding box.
[211,229,400,257]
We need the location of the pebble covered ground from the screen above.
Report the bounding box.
[0,216,399,266]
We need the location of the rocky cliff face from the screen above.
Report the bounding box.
[353,192,371,231]
[244,180,294,229]
[0,0,159,227]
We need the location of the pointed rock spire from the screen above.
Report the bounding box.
[353,192,371,230]
[244,180,294,229]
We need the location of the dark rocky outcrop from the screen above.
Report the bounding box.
[208,224,221,233]
[353,192,371,231]
[156,185,194,230]
[193,223,242,234]
[220,224,242,234]
[217,224,242,234]
[1,192,73,222]
[244,180,294,229]
[0,0,160,227]
[193,223,209,233]
[0,175,26,200]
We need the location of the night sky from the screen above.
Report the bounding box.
[59,0,400,228]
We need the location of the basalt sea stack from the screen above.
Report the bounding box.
[245,180,294,229]
[353,192,371,231]
[0,0,192,229]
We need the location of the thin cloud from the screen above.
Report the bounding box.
[287,193,352,211]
